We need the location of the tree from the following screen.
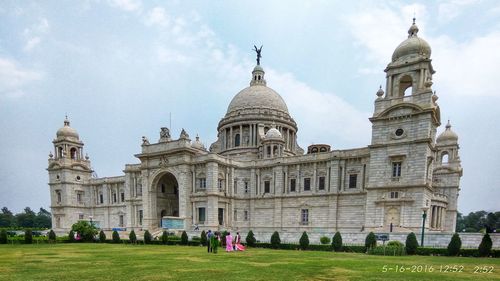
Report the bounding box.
[200,230,207,246]
[455,212,465,232]
[246,230,256,247]
[71,221,97,242]
[485,212,498,233]
[478,233,492,257]
[68,230,75,243]
[0,229,7,244]
[221,230,228,247]
[299,231,309,250]
[25,229,33,244]
[447,233,461,256]
[405,232,418,255]
[181,231,188,245]
[332,232,342,251]
[365,232,376,250]
[129,230,137,244]
[144,230,152,244]
[48,230,56,243]
[34,208,52,229]
[320,236,330,245]
[15,207,36,228]
[270,231,281,249]
[0,207,14,227]
[112,231,121,243]
[161,231,168,244]
[99,230,106,243]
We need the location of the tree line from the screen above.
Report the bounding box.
[0,207,51,229]
[456,211,499,233]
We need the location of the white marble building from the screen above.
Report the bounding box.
[48,20,462,237]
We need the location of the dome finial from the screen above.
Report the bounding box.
[446,119,451,129]
[64,114,70,126]
[408,17,419,37]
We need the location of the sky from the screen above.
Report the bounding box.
[0,0,499,214]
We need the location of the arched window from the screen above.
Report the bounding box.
[234,134,240,147]
[320,147,327,152]
[399,75,413,97]
[441,152,449,164]
[311,147,318,153]
[58,147,63,158]
[273,145,278,156]
[70,148,77,159]
[267,146,271,157]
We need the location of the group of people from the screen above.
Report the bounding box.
[206,230,245,253]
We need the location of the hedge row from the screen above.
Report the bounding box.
[253,242,366,253]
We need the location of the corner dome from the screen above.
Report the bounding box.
[392,19,431,62]
[56,117,79,140]
[192,135,206,150]
[437,121,458,143]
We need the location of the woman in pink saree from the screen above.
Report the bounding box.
[234,232,245,251]
[225,232,233,252]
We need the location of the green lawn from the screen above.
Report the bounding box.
[0,244,499,281]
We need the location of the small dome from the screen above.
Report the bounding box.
[192,135,206,150]
[56,117,79,140]
[391,19,431,62]
[264,127,282,140]
[437,121,458,143]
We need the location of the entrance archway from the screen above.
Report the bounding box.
[156,172,179,227]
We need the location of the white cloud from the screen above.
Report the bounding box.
[23,18,49,52]
[24,36,41,51]
[145,6,169,27]
[156,46,190,64]
[0,57,42,98]
[108,0,142,12]
[438,0,479,23]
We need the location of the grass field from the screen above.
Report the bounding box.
[0,244,499,281]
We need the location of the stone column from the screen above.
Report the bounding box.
[206,162,219,228]
[240,125,243,146]
[230,127,233,148]
[313,163,317,192]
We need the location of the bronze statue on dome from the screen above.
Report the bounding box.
[253,45,263,65]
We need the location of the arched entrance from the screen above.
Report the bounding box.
[156,172,179,227]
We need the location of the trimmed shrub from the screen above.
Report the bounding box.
[99,230,106,243]
[144,230,152,244]
[478,233,492,257]
[181,231,188,245]
[71,221,97,242]
[447,233,461,256]
[48,230,56,243]
[25,229,33,244]
[405,232,419,255]
[161,231,168,245]
[68,230,75,243]
[320,236,331,245]
[0,229,7,244]
[246,230,256,247]
[332,232,342,251]
[221,231,228,247]
[299,231,309,250]
[369,245,406,256]
[200,230,207,246]
[112,230,120,243]
[129,230,137,244]
[270,231,281,249]
[387,240,404,247]
[365,232,376,250]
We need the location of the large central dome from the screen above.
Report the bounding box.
[226,84,289,115]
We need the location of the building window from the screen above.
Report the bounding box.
[235,134,240,147]
[290,179,296,192]
[79,214,84,220]
[136,183,142,196]
[113,193,117,203]
[244,182,249,193]
[392,162,402,177]
[139,210,143,225]
[318,176,325,190]
[244,210,248,221]
[390,191,399,199]
[119,215,124,227]
[77,192,83,204]
[198,208,206,224]
[304,178,311,191]
[218,179,224,191]
[198,178,206,189]
[56,190,62,203]
[264,181,270,193]
[99,193,103,204]
[161,183,165,193]
[234,210,237,221]
[120,192,125,202]
[349,174,357,188]
[301,209,309,225]
[234,180,237,194]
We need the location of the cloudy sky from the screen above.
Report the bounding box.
[0,1,499,214]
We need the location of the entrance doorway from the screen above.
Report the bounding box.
[156,172,179,227]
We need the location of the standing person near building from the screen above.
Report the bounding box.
[211,231,220,254]
[206,230,213,253]
[225,232,233,252]
[234,232,245,251]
